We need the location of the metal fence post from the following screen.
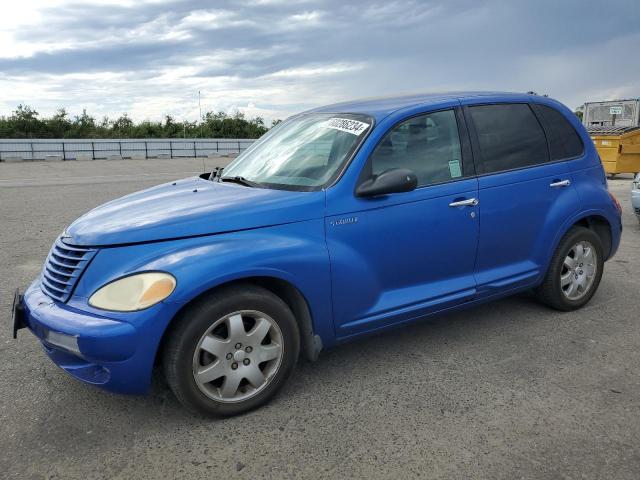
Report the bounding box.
[30,142,34,160]
[144,141,148,159]
[119,141,122,158]
[237,140,241,153]
[169,141,173,159]
[193,141,197,158]
[91,141,95,160]
[62,141,66,160]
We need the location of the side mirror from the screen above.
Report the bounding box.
[356,168,418,197]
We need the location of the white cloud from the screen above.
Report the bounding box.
[0,0,638,124]
[179,9,256,30]
[265,62,366,79]
[516,31,640,109]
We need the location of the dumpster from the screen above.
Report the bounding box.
[588,125,640,176]
[583,99,640,129]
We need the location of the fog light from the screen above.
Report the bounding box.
[44,330,81,356]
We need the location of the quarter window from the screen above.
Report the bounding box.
[469,103,549,174]
[369,109,464,187]
[531,104,584,160]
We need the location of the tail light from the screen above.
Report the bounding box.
[609,192,622,215]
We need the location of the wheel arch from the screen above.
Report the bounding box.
[545,211,614,277]
[535,211,613,293]
[158,276,323,366]
[571,215,612,260]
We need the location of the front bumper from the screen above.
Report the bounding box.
[15,281,167,394]
[632,188,640,217]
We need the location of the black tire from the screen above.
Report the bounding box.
[535,226,604,311]
[162,284,300,417]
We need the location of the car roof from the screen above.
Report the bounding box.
[307,91,539,121]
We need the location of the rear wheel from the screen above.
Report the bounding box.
[162,284,300,416]
[535,226,604,311]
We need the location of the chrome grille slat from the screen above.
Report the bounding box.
[50,251,86,262]
[40,237,97,302]
[52,245,85,256]
[42,268,72,285]
[45,262,77,277]
[42,275,70,294]
[47,255,85,270]
[54,238,90,252]
[43,268,73,286]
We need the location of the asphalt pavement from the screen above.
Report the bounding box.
[1,158,639,479]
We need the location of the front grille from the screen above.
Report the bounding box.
[40,237,97,302]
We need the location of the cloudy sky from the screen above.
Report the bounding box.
[0,0,638,123]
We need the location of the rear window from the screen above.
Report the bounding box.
[531,104,584,160]
[469,103,549,174]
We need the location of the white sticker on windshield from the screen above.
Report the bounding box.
[323,118,370,136]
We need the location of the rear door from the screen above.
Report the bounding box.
[463,101,580,296]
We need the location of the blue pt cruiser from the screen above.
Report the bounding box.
[13,92,622,416]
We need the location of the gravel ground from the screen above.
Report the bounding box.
[1,159,639,479]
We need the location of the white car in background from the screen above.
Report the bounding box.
[633,173,640,223]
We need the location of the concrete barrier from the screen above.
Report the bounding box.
[45,155,63,162]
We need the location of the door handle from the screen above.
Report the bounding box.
[550,179,571,188]
[449,198,479,207]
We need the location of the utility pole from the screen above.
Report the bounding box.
[198,90,202,138]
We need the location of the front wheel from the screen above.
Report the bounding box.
[535,226,604,311]
[162,285,300,416]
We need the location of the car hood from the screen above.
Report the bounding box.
[66,176,325,246]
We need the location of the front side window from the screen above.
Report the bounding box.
[369,109,464,187]
[469,103,549,174]
[531,104,584,160]
[222,113,372,189]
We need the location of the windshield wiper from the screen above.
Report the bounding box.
[219,175,262,188]
[208,167,224,181]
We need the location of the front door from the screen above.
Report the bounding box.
[326,108,480,338]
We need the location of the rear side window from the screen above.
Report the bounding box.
[531,104,584,160]
[469,103,549,174]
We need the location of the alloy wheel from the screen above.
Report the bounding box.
[560,240,598,301]
[192,310,284,403]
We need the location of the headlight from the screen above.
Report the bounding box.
[89,272,176,312]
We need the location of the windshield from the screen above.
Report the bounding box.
[221,113,372,189]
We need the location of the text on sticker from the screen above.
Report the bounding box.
[323,118,369,136]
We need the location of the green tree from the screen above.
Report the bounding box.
[8,105,44,138]
[0,105,279,139]
[69,109,97,138]
[45,109,71,138]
